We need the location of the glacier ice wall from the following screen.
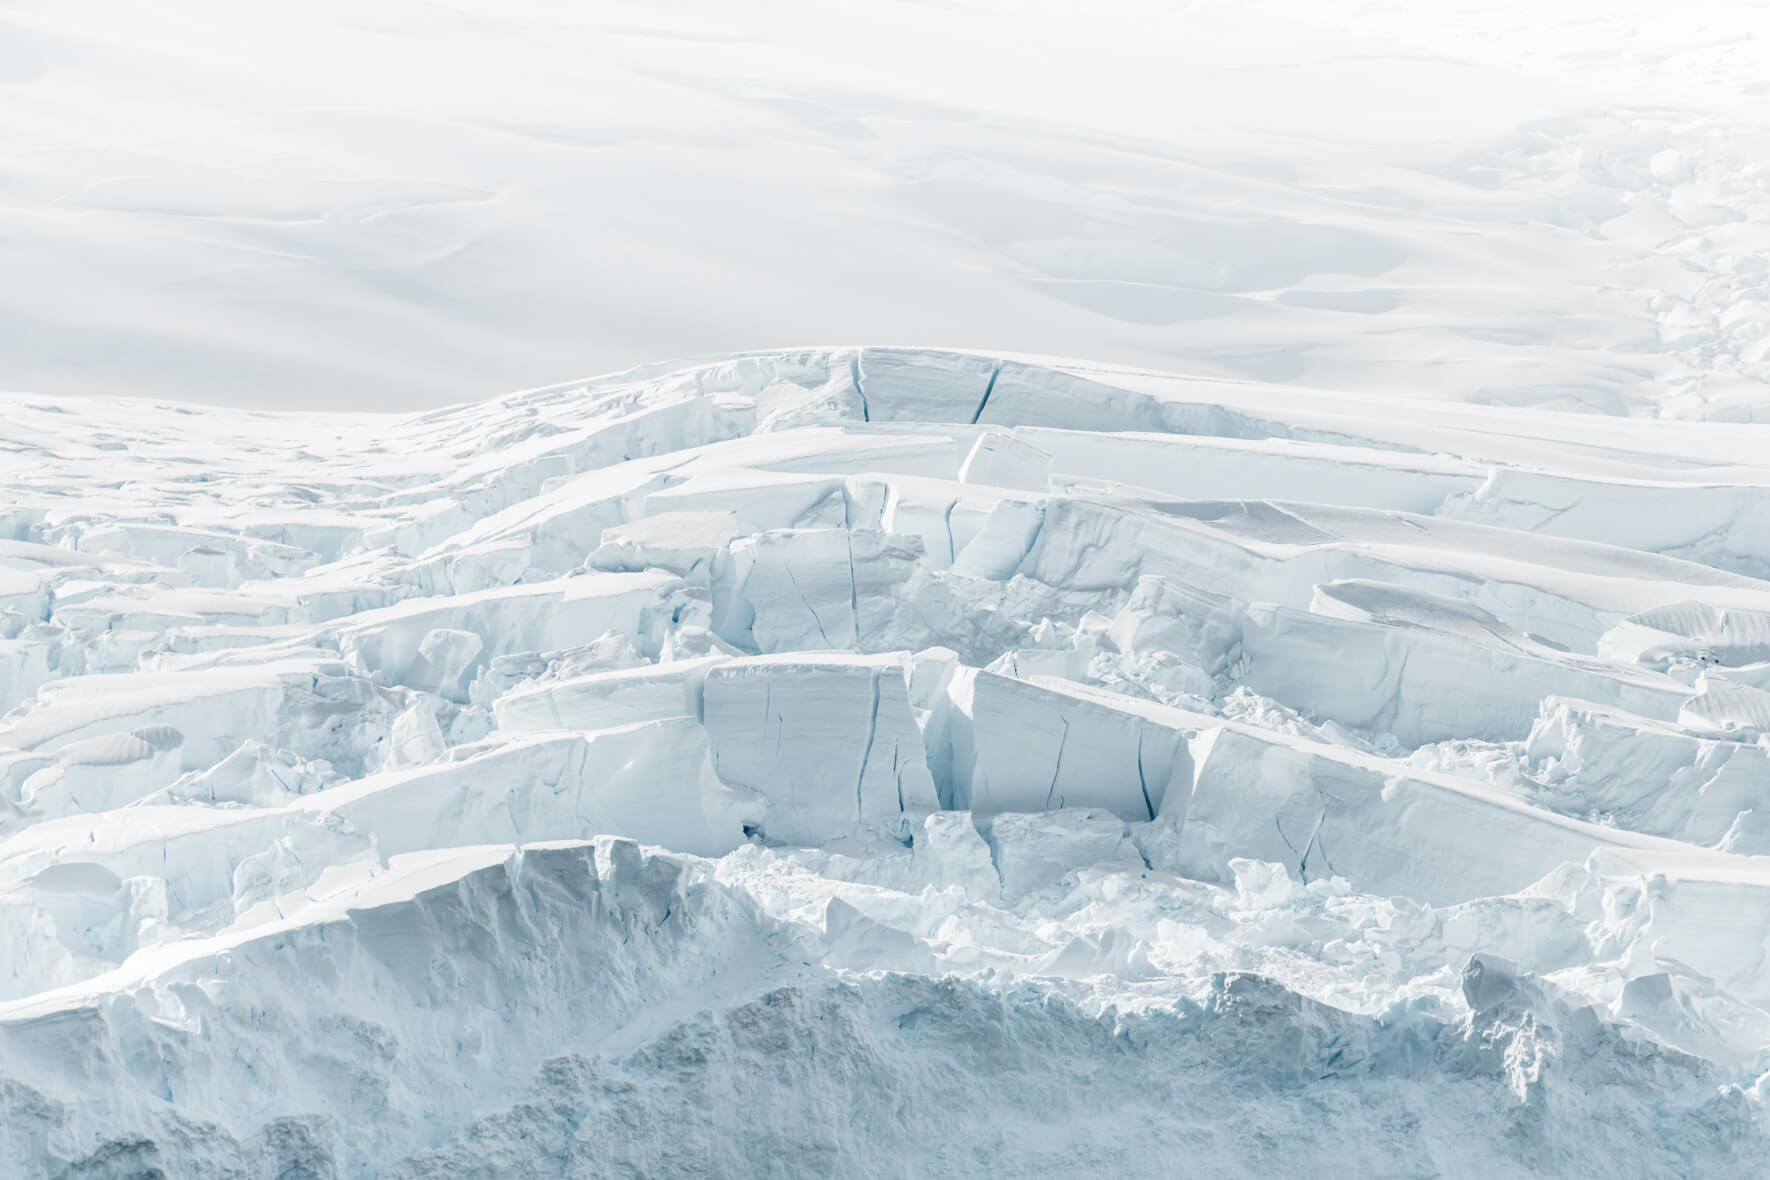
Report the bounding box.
[4,349,1770,1175]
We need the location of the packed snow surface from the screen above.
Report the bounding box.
[7,348,1770,1175]
[4,0,1770,415]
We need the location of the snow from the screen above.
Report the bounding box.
[3,1,1770,420]
[6,346,1770,1173]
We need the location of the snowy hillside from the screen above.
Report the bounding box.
[4,348,1770,1174]
[4,0,1769,415]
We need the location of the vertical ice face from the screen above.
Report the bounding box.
[3,349,1770,1175]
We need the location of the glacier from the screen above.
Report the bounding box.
[5,347,1770,1175]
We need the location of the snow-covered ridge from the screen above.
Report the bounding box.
[4,348,1770,1174]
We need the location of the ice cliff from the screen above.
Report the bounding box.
[4,349,1770,1175]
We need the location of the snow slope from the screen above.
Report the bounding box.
[4,348,1770,1175]
[3,0,1769,415]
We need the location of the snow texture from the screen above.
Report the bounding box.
[5,347,1770,1175]
[4,0,1770,421]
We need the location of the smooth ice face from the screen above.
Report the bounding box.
[5,348,1770,1175]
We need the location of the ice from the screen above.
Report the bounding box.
[703,653,940,844]
[1237,591,1692,747]
[857,348,999,424]
[6,346,1770,1174]
[492,657,719,734]
[958,431,1052,494]
[15,726,184,818]
[934,669,1188,821]
[588,510,742,586]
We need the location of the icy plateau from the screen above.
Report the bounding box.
[5,347,1770,1176]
